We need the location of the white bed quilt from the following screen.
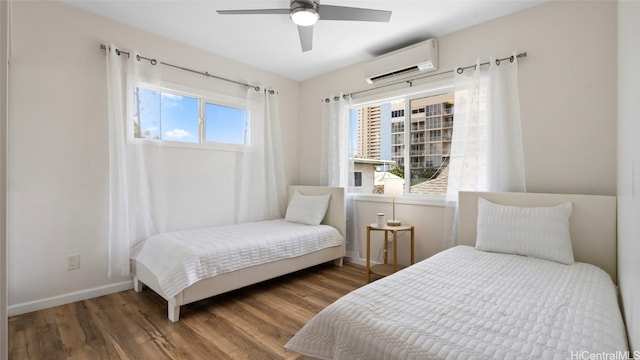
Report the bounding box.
[285,246,628,360]
[131,219,343,298]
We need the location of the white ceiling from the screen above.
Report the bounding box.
[62,0,547,81]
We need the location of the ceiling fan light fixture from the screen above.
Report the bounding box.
[290,7,319,26]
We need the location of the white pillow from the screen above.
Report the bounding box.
[475,197,574,264]
[285,191,331,226]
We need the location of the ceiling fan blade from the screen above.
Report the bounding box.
[217,9,290,15]
[317,5,391,22]
[297,25,313,52]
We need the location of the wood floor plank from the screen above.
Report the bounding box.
[34,307,66,359]
[52,303,97,359]
[8,262,366,359]
[211,298,300,357]
[8,313,36,359]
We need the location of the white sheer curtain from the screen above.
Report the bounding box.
[320,94,360,258]
[106,45,161,276]
[444,53,526,247]
[236,87,287,223]
[106,46,285,275]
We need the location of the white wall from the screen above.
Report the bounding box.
[617,0,640,351]
[298,0,618,262]
[7,0,300,313]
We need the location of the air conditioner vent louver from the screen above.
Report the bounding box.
[368,66,421,83]
[365,38,438,84]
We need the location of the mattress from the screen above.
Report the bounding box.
[285,245,628,359]
[130,219,343,298]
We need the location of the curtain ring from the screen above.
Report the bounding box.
[115,49,121,56]
[495,58,501,66]
[136,54,141,62]
[150,59,157,65]
[456,67,464,74]
[510,55,515,63]
[324,98,330,103]
[333,96,340,101]
[268,89,275,95]
[253,86,261,91]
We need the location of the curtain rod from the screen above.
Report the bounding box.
[347,52,528,98]
[100,44,261,91]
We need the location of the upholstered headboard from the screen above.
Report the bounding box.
[287,185,346,238]
[458,191,617,282]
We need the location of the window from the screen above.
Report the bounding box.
[354,171,363,187]
[205,103,247,144]
[133,85,248,146]
[350,91,454,196]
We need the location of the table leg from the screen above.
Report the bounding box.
[410,227,415,264]
[366,226,371,283]
[392,230,398,272]
[383,230,389,264]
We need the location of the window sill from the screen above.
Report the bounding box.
[129,138,246,153]
[350,193,446,207]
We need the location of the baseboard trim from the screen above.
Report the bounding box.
[8,280,134,317]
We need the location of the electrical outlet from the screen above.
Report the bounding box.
[67,254,80,271]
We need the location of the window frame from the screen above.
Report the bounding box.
[130,80,249,152]
[349,79,454,201]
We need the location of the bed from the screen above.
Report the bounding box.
[285,191,628,359]
[130,185,346,322]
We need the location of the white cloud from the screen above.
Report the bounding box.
[161,93,184,108]
[165,128,192,139]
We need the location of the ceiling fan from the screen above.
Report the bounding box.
[216,1,392,52]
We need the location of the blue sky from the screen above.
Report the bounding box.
[205,103,246,144]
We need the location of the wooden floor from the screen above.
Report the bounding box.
[8,262,366,360]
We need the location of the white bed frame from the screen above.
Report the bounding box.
[458,191,617,282]
[131,185,346,322]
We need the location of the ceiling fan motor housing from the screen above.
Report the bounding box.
[290,0,319,26]
[290,0,318,12]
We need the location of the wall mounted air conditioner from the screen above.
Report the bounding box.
[364,38,439,84]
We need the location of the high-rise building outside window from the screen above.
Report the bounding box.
[350,92,454,195]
